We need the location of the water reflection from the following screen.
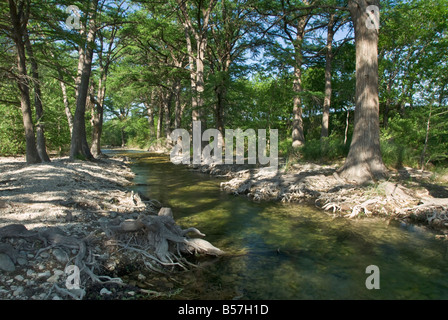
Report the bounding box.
[108,150,448,299]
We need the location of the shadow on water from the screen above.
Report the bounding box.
[105,150,448,300]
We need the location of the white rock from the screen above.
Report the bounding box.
[53,269,64,276]
[14,275,24,282]
[47,274,60,283]
[37,271,51,279]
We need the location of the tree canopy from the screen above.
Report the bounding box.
[0,0,447,181]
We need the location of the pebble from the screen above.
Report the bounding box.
[52,249,69,264]
[26,269,36,277]
[47,274,60,283]
[17,257,27,266]
[13,287,24,296]
[53,269,64,276]
[37,271,51,279]
[14,275,24,282]
[0,253,15,272]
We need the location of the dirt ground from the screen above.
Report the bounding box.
[0,155,218,300]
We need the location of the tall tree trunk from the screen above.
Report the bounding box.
[321,13,335,139]
[157,91,163,140]
[178,0,217,152]
[215,82,226,138]
[343,107,350,146]
[420,104,432,170]
[173,79,182,129]
[291,17,307,148]
[144,90,156,139]
[50,50,74,134]
[184,25,198,124]
[164,87,173,144]
[24,32,50,162]
[90,72,106,158]
[58,75,74,135]
[8,0,40,164]
[338,0,386,183]
[70,0,98,161]
[195,37,207,130]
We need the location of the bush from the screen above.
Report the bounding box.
[0,105,25,155]
[300,134,349,162]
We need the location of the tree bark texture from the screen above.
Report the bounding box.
[291,16,308,148]
[321,13,335,139]
[338,0,386,183]
[24,32,50,162]
[70,0,98,161]
[8,0,40,164]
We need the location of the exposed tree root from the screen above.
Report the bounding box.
[102,207,224,273]
[0,206,223,298]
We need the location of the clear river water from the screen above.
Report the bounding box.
[108,150,448,300]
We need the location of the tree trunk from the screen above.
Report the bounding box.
[24,32,50,162]
[321,13,335,139]
[157,91,163,140]
[90,72,106,158]
[164,88,173,144]
[144,91,155,139]
[8,0,40,164]
[420,104,432,170]
[344,107,350,146]
[58,76,74,135]
[291,17,307,148]
[215,82,226,144]
[173,79,182,129]
[338,0,386,184]
[70,0,98,161]
[178,0,217,150]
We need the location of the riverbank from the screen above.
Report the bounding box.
[0,155,221,300]
[186,160,448,236]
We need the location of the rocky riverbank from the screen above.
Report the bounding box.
[188,161,448,236]
[0,155,221,300]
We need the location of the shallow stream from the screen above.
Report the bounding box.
[108,150,448,299]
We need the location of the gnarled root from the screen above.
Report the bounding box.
[103,207,224,271]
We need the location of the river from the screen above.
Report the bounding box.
[108,150,448,299]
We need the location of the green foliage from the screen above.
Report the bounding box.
[125,116,153,149]
[299,133,349,162]
[381,106,448,169]
[0,105,25,155]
